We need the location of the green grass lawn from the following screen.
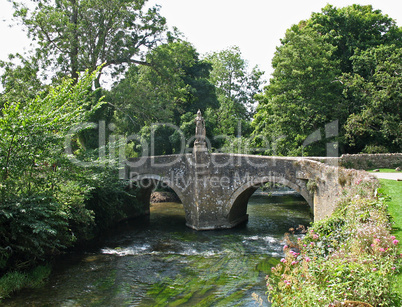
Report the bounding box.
[369,168,400,173]
[378,178,402,296]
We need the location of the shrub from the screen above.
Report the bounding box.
[266,175,401,306]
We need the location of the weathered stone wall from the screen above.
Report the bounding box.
[309,153,402,170]
[339,153,402,170]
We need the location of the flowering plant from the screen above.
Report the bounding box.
[266,176,401,306]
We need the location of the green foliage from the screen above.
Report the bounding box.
[342,45,402,153]
[84,165,141,232]
[204,46,264,138]
[0,54,45,108]
[0,70,105,270]
[0,265,51,301]
[12,0,167,84]
[266,175,401,306]
[253,28,342,156]
[108,40,217,127]
[307,4,402,73]
[253,4,402,155]
[108,40,218,155]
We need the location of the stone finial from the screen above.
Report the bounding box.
[195,109,206,145]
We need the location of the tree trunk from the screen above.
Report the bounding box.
[70,0,79,84]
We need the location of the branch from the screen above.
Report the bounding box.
[106,58,152,67]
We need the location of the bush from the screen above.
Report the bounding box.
[266,175,401,306]
[0,265,51,300]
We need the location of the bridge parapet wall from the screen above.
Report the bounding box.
[308,153,402,170]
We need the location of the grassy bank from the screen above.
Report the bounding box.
[0,265,51,300]
[368,169,400,173]
[266,172,401,306]
[379,179,402,296]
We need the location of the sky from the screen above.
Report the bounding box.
[1,0,402,82]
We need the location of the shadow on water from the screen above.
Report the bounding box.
[3,189,312,307]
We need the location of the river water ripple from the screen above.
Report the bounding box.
[3,191,312,306]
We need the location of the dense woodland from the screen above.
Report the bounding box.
[0,0,401,290]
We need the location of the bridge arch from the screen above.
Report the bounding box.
[132,174,189,220]
[227,174,313,225]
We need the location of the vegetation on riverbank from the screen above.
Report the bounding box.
[266,173,401,306]
[0,265,51,300]
[0,71,142,301]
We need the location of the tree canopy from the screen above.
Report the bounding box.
[12,0,167,86]
[253,4,402,155]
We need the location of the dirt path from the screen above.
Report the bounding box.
[371,172,402,181]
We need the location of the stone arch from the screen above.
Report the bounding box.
[227,174,313,225]
[132,174,188,217]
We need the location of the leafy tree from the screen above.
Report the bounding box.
[107,40,218,155]
[307,4,402,73]
[0,54,45,108]
[204,46,265,146]
[342,45,402,153]
[12,0,167,87]
[253,5,402,155]
[0,69,103,269]
[253,28,342,156]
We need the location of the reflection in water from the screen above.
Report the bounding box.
[3,191,312,306]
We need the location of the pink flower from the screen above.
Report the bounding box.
[291,261,298,265]
[393,239,399,245]
[391,236,396,240]
[303,244,307,247]
[313,234,319,239]
[379,248,385,252]
[391,267,396,270]
[280,258,287,263]
[305,257,311,262]
[372,268,377,271]
[371,244,375,247]
[297,237,301,241]
[310,242,315,246]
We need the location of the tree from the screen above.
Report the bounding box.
[0,69,103,268]
[0,54,45,108]
[342,45,402,153]
[12,0,167,87]
[204,46,265,140]
[307,4,402,73]
[253,28,342,156]
[253,5,402,155]
[107,40,218,155]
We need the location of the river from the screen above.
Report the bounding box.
[3,190,312,306]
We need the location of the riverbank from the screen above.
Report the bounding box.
[266,171,401,306]
[0,265,51,300]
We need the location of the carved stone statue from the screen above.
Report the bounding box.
[195,109,206,145]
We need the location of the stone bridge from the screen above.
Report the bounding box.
[125,147,342,230]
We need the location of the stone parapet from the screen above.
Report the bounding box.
[308,154,402,170]
[339,153,402,170]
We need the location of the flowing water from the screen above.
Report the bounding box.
[3,190,312,307]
